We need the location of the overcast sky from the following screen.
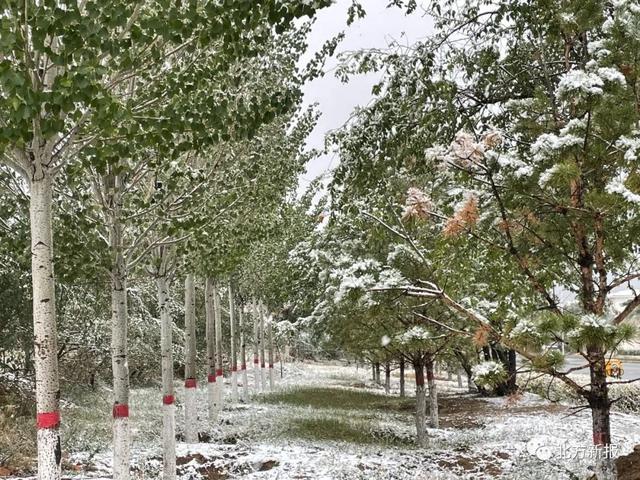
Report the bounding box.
[297,0,432,194]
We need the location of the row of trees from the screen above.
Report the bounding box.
[267,2,640,480]
[0,2,346,479]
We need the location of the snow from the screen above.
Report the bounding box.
[471,361,505,381]
[606,172,640,204]
[396,325,431,344]
[538,164,560,188]
[480,392,550,408]
[556,70,604,97]
[8,362,640,480]
[530,133,583,162]
[509,318,539,337]
[597,67,626,86]
[579,313,615,330]
[556,66,625,100]
[494,152,533,178]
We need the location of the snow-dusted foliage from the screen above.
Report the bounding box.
[472,361,507,388]
[395,326,431,344]
[401,187,432,221]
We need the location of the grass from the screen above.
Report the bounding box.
[257,387,417,446]
[289,417,377,444]
[257,386,414,412]
[288,417,411,445]
[0,382,36,473]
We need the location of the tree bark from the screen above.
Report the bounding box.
[157,275,175,480]
[259,304,267,391]
[374,362,381,384]
[228,283,238,403]
[30,173,62,480]
[453,349,476,392]
[110,265,130,480]
[412,357,427,447]
[425,359,439,429]
[589,348,617,480]
[493,346,518,395]
[183,274,197,443]
[239,307,249,401]
[384,362,391,395]
[252,301,260,391]
[399,357,405,397]
[213,280,224,413]
[268,314,275,390]
[204,277,218,424]
[108,174,130,480]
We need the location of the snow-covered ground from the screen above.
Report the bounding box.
[8,362,640,479]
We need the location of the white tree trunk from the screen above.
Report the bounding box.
[426,360,439,429]
[268,314,275,390]
[204,277,218,424]
[183,274,197,444]
[204,277,218,425]
[30,174,62,480]
[228,283,239,403]
[157,276,175,480]
[457,369,463,388]
[105,172,130,480]
[162,402,176,478]
[111,271,130,480]
[213,281,224,412]
[239,308,249,402]
[259,304,267,391]
[252,301,260,391]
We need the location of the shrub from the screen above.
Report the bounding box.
[471,361,507,389]
[521,374,640,413]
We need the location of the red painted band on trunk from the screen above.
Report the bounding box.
[113,404,129,418]
[426,371,434,381]
[207,374,216,383]
[216,369,223,376]
[185,378,197,388]
[416,377,425,386]
[231,366,237,372]
[241,363,247,370]
[269,364,274,368]
[37,411,60,429]
[261,363,265,368]
[162,395,175,405]
[593,432,607,445]
[253,358,259,364]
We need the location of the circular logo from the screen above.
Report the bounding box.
[526,435,555,461]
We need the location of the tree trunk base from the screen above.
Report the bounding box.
[184,387,198,444]
[242,369,249,402]
[207,381,218,424]
[595,455,617,480]
[162,403,176,480]
[231,371,239,403]
[112,417,130,480]
[260,367,267,391]
[37,427,61,480]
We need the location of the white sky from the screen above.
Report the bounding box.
[297,0,433,194]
